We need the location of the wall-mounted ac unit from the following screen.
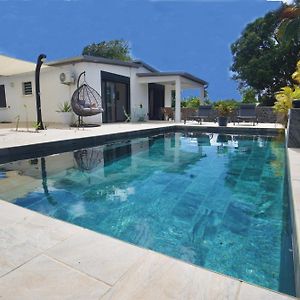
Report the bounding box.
[59,71,76,85]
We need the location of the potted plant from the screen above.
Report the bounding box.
[214,101,236,126]
[56,101,73,125]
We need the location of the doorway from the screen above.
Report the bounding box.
[101,71,130,123]
[148,83,165,120]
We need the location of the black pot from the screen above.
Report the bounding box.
[292,99,300,108]
[218,116,228,126]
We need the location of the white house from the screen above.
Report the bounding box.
[0,54,207,125]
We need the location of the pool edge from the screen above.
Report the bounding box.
[0,124,282,164]
[287,148,300,297]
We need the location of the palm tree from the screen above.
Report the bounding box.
[276,1,300,43]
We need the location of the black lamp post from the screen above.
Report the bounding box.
[35,54,46,130]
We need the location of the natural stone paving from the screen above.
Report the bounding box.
[0,121,282,150]
[0,200,296,300]
[288,148,300,297]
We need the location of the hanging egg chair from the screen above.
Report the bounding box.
[71,71,104,126]
[74,148,103,172]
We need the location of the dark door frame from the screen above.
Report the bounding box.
[148,83,165,120]
[101,71,130,123]
[0,85,7,108]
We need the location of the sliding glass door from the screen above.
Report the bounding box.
[101,71,130,123]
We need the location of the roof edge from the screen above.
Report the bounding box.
[47,55,141,68]
[136,72,208,86]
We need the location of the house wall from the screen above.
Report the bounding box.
[0,62,151,125]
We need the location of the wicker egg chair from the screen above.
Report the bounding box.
[74,148,103,172]
[71,71,103,126]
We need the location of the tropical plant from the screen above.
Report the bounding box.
[276,1,300,43]
[57,101,72,112]
[214,100,238,117]
[82,40,132,61]
[241,87,257,104]
[182,96,201,109]
[33,122,41,132]
[274,60,300,126]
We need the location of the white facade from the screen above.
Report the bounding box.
[0,55,206,125]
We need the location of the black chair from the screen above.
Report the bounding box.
[188,105,214,124]
[235,104,258,126]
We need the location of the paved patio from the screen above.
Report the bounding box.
[0,121,297,300]
[0,121,283,149]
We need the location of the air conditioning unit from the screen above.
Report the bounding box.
[59,71,76,85]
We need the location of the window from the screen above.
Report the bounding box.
[22,81,33,95]
[0,85,7,108]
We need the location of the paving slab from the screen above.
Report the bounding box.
[46,229,147,286]
[0,254,110,300]
[238,282,292,300]
[101,251,241,300]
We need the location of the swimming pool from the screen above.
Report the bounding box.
[0,132,295,295]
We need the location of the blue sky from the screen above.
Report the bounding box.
[0,0,281,100]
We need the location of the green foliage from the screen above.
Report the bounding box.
[182,96,201,109]
[213,100,239,117]
[274,60,300,121]
[32,122,41,131]
[241,87,257,103]
[57,101,72,112]
[274,59,300,126]
[82,40,132,61]
[231,10,300,106]
[276,3,300,43]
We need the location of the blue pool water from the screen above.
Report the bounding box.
[0,132,295,295]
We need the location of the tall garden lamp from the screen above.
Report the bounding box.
[35,54,46,130]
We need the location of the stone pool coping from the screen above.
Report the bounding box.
[0,200,295,300]
[287,148,300,297]
[0,122,283,163]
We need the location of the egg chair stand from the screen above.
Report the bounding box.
[71,71,104,127]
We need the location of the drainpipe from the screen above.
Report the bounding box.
[35,54,46,130]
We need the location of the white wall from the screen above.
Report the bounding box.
[0,62,152,125]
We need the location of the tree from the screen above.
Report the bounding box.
[241,87,257,103]
[82,40,132,61]
[182,96,201,108]
[231,10,300,105]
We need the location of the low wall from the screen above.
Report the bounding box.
[287,109,300,148]
[180,106,278,123]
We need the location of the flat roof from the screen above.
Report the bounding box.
[47,55,159,73]
[0,54,207,85]
[0,55,36,76]
[47,55,142,68]
[136,72,208,86]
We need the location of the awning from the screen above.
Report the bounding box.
[136,71,208,88]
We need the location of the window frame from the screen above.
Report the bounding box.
[22,81,33,96]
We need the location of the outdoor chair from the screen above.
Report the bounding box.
[182,108,197,124]
[123,106,131,122]
[188,105,214,124]
[235,104,258,126]
[162,107,174,121]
